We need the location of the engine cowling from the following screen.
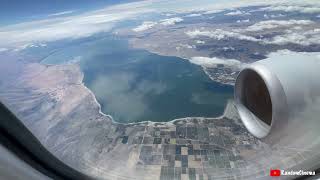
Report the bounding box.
[234,53,320,148]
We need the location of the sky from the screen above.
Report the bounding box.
[1,0,320,50]
[0,0,140,25]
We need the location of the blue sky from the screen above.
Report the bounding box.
[0,0,140,25]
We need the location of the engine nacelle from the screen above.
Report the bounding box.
[234,53,320,148]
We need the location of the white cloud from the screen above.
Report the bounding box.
[186,29,260,42]
[67,56,82,64]
[222,46,235,51]
[0,48,8,52]
[12,43,47,52]
[185,13,202,17]
[195,40,205,44]
[236,19,250,23]
[225,10,242,15]
[260,5,320,14]
[133,17,184,32]
[186,20,319,46]
[225,10,250,16]
[0,1,155,48]
[178,44,194,49]
[133,17,183,32]
[189,56,242,68]
[265,29,320,46]
[270,13,285,18]
[203,10,223,15]
[164,13,176,17]
[246,19,313,31]
[1,0,320,49]
[263,13,285,18]
[133,21,158,32]
[48,10,75,17]
[160,17,183,26]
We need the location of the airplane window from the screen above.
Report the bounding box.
[0,0,320,179]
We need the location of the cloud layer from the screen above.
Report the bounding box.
[1,0,320,49]
[246,20,313,31]
[186,29,260,42]
[133,21,158,32]
[48,10,75,17]
[259,5,320,14]
[160,17,184,26]
[225,10,250,16]
[266,29,320,46]
[189,56,242,68]
[0,1,155,48]
[186,17,320,46]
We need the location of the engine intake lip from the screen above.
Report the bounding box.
[234,63,288,139]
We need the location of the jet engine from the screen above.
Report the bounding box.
[234,53,320,148]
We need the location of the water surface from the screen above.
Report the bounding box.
[41,36,233,123]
